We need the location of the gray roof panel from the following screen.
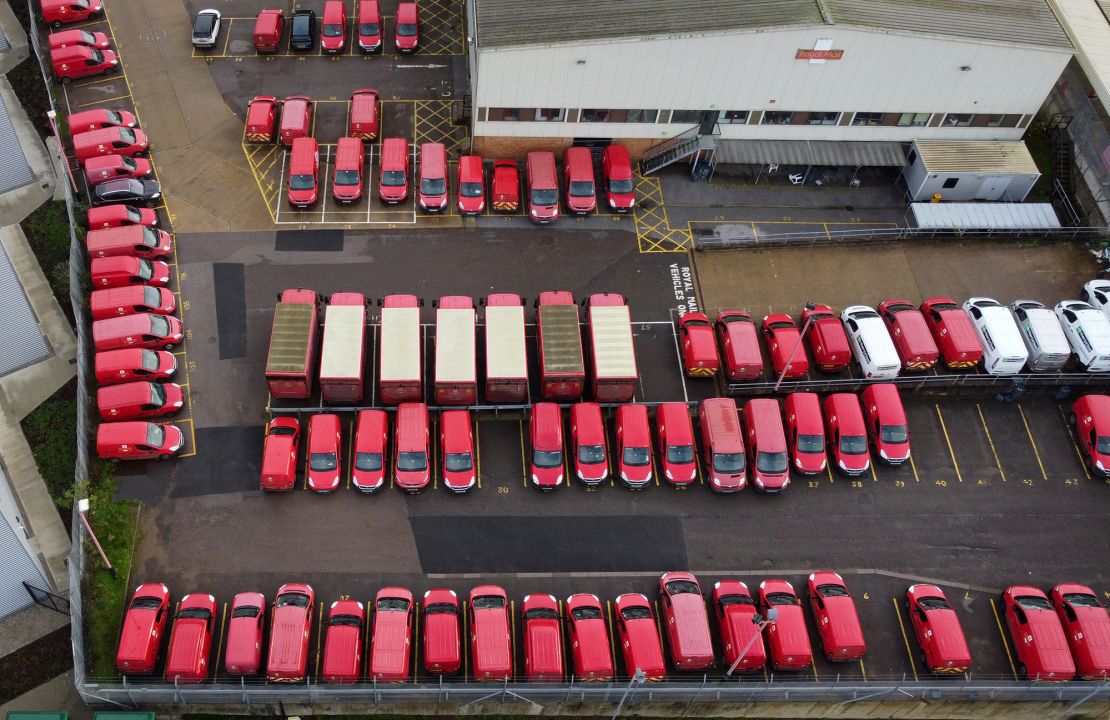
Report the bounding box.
[0,240,49,378]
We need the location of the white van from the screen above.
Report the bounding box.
[1009,300,1070,372]
[963,297,1028,375]
[1081,279,1110,320]
[1055,300,1110,372]
[841,305,901,379]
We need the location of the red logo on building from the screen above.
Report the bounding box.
[796,49,844,60]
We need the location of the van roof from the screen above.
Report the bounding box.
[618,403,650,443]
[335,136,363,162]
[435,307,476,383]
[850,312,901,367]
[538,304,584,373]
[380,306,421,381]
[395,403,427,448]
[420,143,446,172]
[657,403,693,439]
[974,304,1027,354]
[459,155,483,177]
[485,304,528,379]
[320,304,365,379]
[1017,305,1070,354]
[744,398,786,450]
[700,398,743,450]
[825,393,865,429]
[589,304,637,379]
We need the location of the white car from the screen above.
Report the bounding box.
[1081,279,1110,320]
[1055,300,1110,372]
[962,297,1028,375]
[191,9,221,48]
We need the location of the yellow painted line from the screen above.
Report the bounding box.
[652,446,660,487]
[989,598,1019,680]
[76,93,133,108]
[69,75,120,88]
[474,417,481,489]
[510,599,517,679]
[364,599,373,675]
[431,415,438,491]
[412,604,420,683]
[519,418,528,488]
[221,24,231,55]
[346,417,354,490]
[606,600,619,676]
[652,600,666,657]
[315,601,324,679]
[1057,405,1092,481]
[858,659,867,681]
[558,599,566,681]
[934,404,963,483]
[892,597,919,681]
[908,453,920,483]
[462,599,469,681]
[1016,404,1048,481]
[976,403,1007,482]
[809,658,819,681]
[826,462,835,485]
[212,601,228,681]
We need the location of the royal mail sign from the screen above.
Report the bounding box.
[796,48,844,60]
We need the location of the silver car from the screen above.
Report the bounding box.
[191,9,221,48]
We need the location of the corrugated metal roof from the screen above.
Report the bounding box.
[379,307,421,382]
[0,28,10,52]
[475,0,1071,49]
[910,202,1062,229]
[319,305,365,379]
[435,308,476,383]
[0,92,34,194]
[485,305,528,380]
[265,304,314,374]
[1049,0,1110,116]
[913,140,1040,173]
[0,239,49,377]
[588,306,638,379]
[538,305,585,374]
[717,139,907,166]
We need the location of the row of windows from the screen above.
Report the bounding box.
[482,108,1026,129]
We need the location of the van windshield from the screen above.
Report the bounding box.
[1063,592,1102,608]
[719,594,755,607]
[667,444,694,464]
[149,383,166,407]
[445,452,472,472]
[290,174,315,190]
[531,188,557,206]
[397,451,427,471]
[310,452,337,471]
[140,349,159,371]
[149,315,170,336]
[1098,436,1110,454]
[104,109,123,124]
[329,614,361,627]
[766,592,799,607]
[359,22,380,35]
[136,259,154,280]
[179,607,212,620]
[623,446,650,466]
[130,595,162,610]
[355,451,382,471]
[881,424,908,443]
[381,170,406,187]
[277,592,310,608]
[665,581,699,595]
[377,597,409,612]
[798,433,824,453]
[525,607,558,620]
[569,180,595,197]
[426,602,457,615]
[141,228,159,246]
[609,178,634,194]
[532,449,562,468]
[578,444,605,464]
[917,596,950,611]
[125,206,142,222]
[621,605,652,621]
[142,286,162,308]
[816,584,850,598]
[1015,596,1053,612]
[334,170,360,186]
[757,451,788,473]
[397,23,417,36]
[713,452,745,473]
[89,48,105,63]
[421,178,446,196]
[571,605,602,621]
[232,605,260,618]
[460,181,483,197]
[119,128,136,144]
[120,157,136,171]
[145,424,165,447]
[840,435,867,455]
[323,24,343,37]
[472,595,504,610]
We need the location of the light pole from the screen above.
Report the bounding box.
[77,498,116,579]
[46,110,79,197]
[725,608,778,677]
[773,302,818,393]
[611,668,646,720]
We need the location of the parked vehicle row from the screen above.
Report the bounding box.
[117,573,1107,683]
[41,0,103,30]
[233,1,415,55]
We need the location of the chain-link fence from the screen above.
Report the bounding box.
[693,225,1110,250]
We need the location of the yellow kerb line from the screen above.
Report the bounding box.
[891,596,919,681]
[1057,405,1091,481]
[976,403,1007,482]
[989,598,1019,680]
[934,404,963,482]
[1016,404,1048,481]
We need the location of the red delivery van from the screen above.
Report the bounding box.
[526,151,559,224]
[434,295,476,404]
[439,409,476,493]
[356,0,383,52]
[743,398,789,492]
[585,293,638,402]
[565,593,613,681]
[97,421,183,461]
[225,592,266,676]
[306,413,342,493]
[352,409,388,492]
[807,572,866,662]
[659,572,714,671]
[332,137,364,203]
[91,256,170,288]
[601,144,635,212]
[394,402,431,492]
[713,580,766,673]
[279,96,312,146]
[1050,583,1110,680]
[418,143,448,212]
[73,127,148,162]
[245,96,279,142]
[253,9,285,52]
[483,293,528,402]
[394,2,419,52]
[93,313,182,352]
[614,593,666,680]
[469,585,512,681]
[321,599,364,684]
[51,45,117,82]
[457,155,485,215]
[266,583,315,681]
[164,593,217,683]
[563,146,596,214]
[1003,586,1076,680]
[319,292,367,403]
[784,392,826,475]
[349,89,380,139]
[537,291,585,400]
[287,137,319,207]
[570,402,608,485]
[68,108,137,132]
[824,393,869,477]
[97,380,184,421]
[529,402,564,490]
[87,204,157,230]
[921,297,983,370]
[698,398,746,492]
[491,160,520,212]
[265,289,321,398]
[379,293,422,403]
[95,348,176,386]
[42,0,103,27]
[656,402,696,486]
[320,1,347,54]
[87,225,172,259]
[422,588,461,674]
[802,304,851,373]
[260,416,300,491]
[906,584,972,674]
[84,154,152,186]
[678,312,720,377]
[522,593,564,681]
[716,310,764,381]
[616,403,652,489]
[379,137,409,204]
[116,582,170,674]
[759,580,813,671]
[862,383,910,465]
[762,314,808,379]
[879,299,940,371]
[1071,394,1110,477]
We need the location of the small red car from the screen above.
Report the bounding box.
[678,312,719,377]
[1050,583,1110,680]
[530,402,564,490]
[569,402,608,485]
[352,409,387,492]
[440,409,476,493]
[1071,394,1110,478]
[1003,586,1076,680]
[422,588,461,674]
[261,416,300,492]
[49,29,111,50]
[862,383,910,465]
[601,144,635,212]
[716,310,763,381]
[321,599,364,684]
[802,304,851,372]
[656,402,696,486]
[906,584,972,674]
[116,582,170,673]
[279,96,313,146]
[394,2,419,52]
[90,285,176,321]
[565,593,613,681]
[245,96,278,143]
[490,160,520,212]
[356,0,382,52]
[307,413,342,493]
[42,0,103,27]
[469,585,512,681]
[97,380,184,421]
[784,392,825,475]
[267,583,315,682]
[92,313,183,352]
[659,571,714,671]
[762,314,808,379]
[523,593,564,681]
[394,402,430,493]
[320,0,347,54]
[614,593,666,680]
[164,593,216,683]
[878,299,940,371]
[743,398,789,493]
[69,109,137,134]
[252,8,285,53]
[616,403,652,488]
[51,45,117,82]
[84,154,153,186]
[91,256,170,289]
[224,592,266,676]
[921,297,983,370]
[758,579,812,671]
[807,572,865,662]
[698,398,746,492]
[824,393,869,477]
[87,204,157,230]
[95,348,176,386]
[73,127,148,163]
[97,421,184,461]
[457,155,485,215]
[713,580,765,673]
[369,588,414,682]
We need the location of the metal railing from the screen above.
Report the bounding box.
[693,225,1110,250]
[728,370,1110,397]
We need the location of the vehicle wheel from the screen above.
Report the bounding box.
[105,64,118,75]
[88,11,102,20]
[109,457,120,464]
[157,453,171,461]
[52,20,63,28]
[163,343,176,350]
[61,76,71,85]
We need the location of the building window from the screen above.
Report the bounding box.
[670,110,702,124]
[722,110,749,124]
[985,114,1006,127]
[907,149,917,165]
[488,107,525,121]
[896,112,930,127]
[944,113,974,127]
[808,111,840,125]
[762,111,794,125]
[580,109,610,123]
[535,108,565,122]
[625,109,659,123]
[942,177,959,189]
[851,112,883,126]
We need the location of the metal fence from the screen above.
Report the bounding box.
[693,225,1110,250]
[728,370,1110,397]
[23,0,93,692]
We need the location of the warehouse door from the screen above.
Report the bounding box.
[975,176,1011,201]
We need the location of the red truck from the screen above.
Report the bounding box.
[585,294,638,402]
[536,291,585,400]
[379,294,423,404]
[319,292,368,404]
[483,293,528,403]
[434,296,477,405]
[265,289,321,399]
